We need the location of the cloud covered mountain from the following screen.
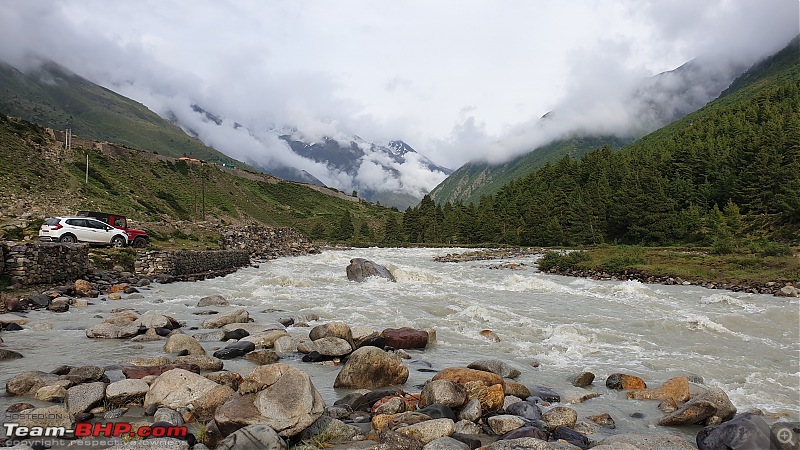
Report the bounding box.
[431,54,751,204]
[175,105,451,209]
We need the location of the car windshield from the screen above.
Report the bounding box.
[45,218,60,226]
[113,217,127,227]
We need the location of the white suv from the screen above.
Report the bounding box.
[39,217,129,248]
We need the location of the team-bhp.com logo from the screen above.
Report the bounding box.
[3,422,188,439]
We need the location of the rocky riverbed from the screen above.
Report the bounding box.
[0,248,798,450]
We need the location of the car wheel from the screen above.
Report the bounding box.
[59,234,77,243]
[131,236,149,248]
[111,236,127,248]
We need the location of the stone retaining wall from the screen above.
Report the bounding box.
[222,225,318,259]
[1,242,89,285]
[134,250,250,281]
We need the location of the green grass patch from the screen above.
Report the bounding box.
[538,244,800,286]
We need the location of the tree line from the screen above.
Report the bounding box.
[402,75,800,248]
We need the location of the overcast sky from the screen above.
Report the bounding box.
[0,0,798,190]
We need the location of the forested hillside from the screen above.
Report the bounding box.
[404,38,800,247]
[0,113,402,245]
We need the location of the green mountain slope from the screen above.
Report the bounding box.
[0,113,400,242]
[0,60,239,165]
[430,135,631,205]
[405,36,800,245]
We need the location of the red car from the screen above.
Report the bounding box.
[76,211,150,248]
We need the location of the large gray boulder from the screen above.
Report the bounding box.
[66,382,107,414]
[419,379,467,409]
[163,333,206,356]
[658,387,737,426]
[144,368,234,416]
[240,363,325,437]
[346,258,396,282]
[202,308,250,329]
[106,379,150,406]
[333,346,409,389]
[6,371,61,396]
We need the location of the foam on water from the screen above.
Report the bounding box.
[1,246,797,431]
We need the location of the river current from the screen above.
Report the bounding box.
[1,247,798,440]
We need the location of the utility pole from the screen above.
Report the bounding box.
[201,164,206,221]
[85,154,88,184]
[193,169,198,222]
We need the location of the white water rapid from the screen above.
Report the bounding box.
[1,247,798,444]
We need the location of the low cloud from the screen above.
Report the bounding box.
[0,0,796,192]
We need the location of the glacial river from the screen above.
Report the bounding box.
[1,247,798,442]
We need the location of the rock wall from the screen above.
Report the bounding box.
[134,250,250,281]
[222,225,319,260]
[134,226,317,281]
[1,242,89,285]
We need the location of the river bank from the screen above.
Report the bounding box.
[434,246,800,297]
[1,248,798,449]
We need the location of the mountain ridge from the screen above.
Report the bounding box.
[430,54,751,205]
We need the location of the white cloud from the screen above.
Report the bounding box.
[0,0,796,191]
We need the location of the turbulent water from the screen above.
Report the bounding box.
[1,247,798,441]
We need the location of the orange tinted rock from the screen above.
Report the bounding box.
[464,381,504,412]
[606,373,647,390]
[431,367,505,389]
[628,376,689,402]
[110,283,130,293]
[480,329,500,342]
[74,280,93,297]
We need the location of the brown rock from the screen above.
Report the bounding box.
[463,381,504,412]
[657,400,718,426]
[587,413,616,429]
[606,373,646,390]
[542,406,578,431]
[206,371,245,391]
[4,297,24,312]
[214,393,268,436]
[628,376,689,402]
[333,346,409,389]
[659,398,679,413]
[385,411,433,431]
[372,413,402,431]
[479,329,500,342]
[74,279,94,297]
[110,283,130,293]
[431,367,505,389]
[572,372,595,388]
[245,349,280,365]
[504,381,532,399]
[6,371,61,396]
[309,322,353,343]
[381,327,428,349]
[658,387,736,426]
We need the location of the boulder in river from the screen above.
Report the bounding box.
[334,346,409,389]
[144,368,234,417]
[628,376,690,402]
[346,258,396,282]
[382,327,429,349]
[658,387,736,426]
[696,413,773,450]
[606,373,647,390]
